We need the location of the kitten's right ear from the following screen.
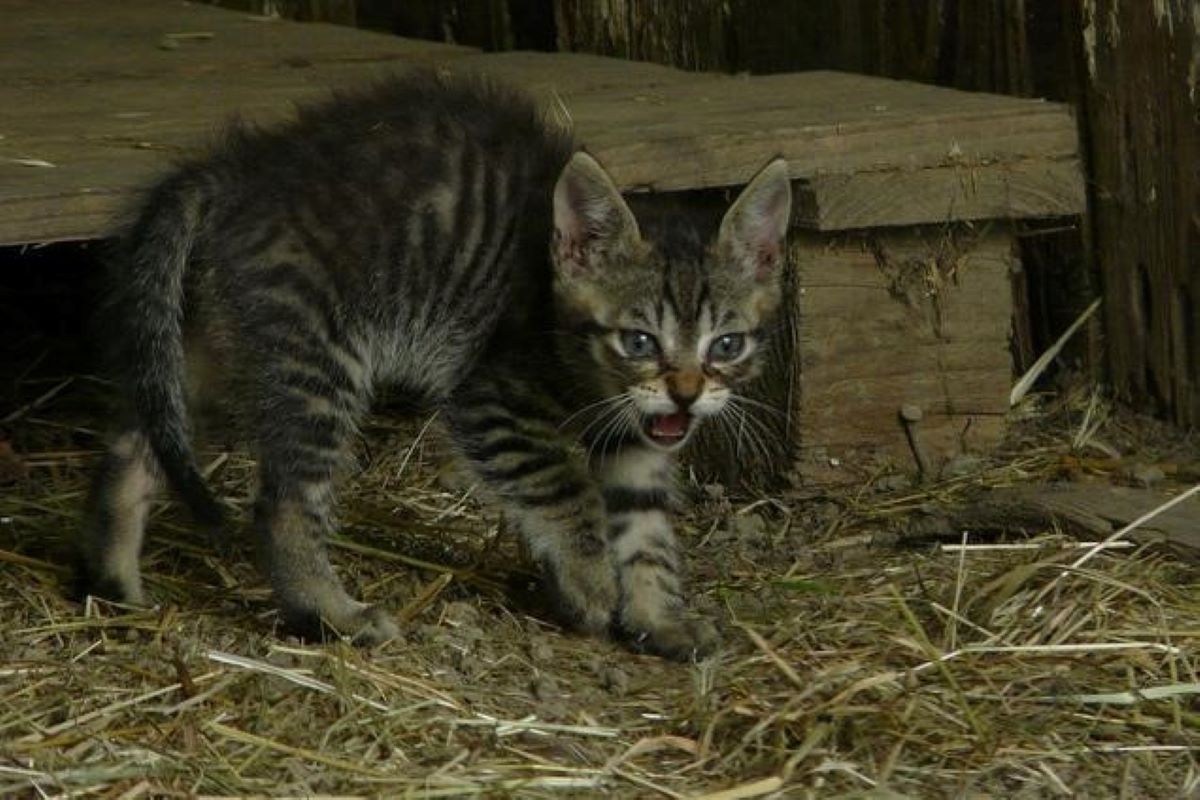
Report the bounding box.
[553,152,640,276]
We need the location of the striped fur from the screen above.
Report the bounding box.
[78,71,791,660]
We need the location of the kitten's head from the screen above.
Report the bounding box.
[551,152,791,453]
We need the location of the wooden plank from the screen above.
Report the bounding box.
[0,3,1083,247]
[0,0,478,247]
[893,482,1200,561]
[792,229,1014,481]
[0,50,705,246]
[0,0,473,83]
[969,484,1200,556]
[0,62,461,246]
[564,71,1081,193]
[449,51,704,94]
[795,158,1086,231]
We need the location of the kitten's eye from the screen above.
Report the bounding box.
[707,333,746,362]
[619,330,660,359]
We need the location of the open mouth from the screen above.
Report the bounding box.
[642,411,694,448]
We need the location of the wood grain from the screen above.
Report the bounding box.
[796,158,1086,231]
[0,2,1083,247]
[971,484,1200,556]
[791,229,1015,481]
[1080,1,1200,427]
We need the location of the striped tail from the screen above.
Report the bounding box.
[108,174,224,528]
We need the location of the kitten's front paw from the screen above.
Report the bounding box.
[623,615,721,662]
[547,557,620,636]
[345,604,402,646]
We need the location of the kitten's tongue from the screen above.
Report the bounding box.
[650,412,690,439]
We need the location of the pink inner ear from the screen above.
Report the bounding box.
[754,241,781,281]
[553,176,593,273]
[555,228,588,273]
[740,204,786,282]
[723,161,791,282]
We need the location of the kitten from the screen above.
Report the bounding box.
[78,70,791,661]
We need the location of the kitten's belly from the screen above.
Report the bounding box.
[367,323,488,401]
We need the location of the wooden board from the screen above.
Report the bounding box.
[0,0,472,82]
[792,228,1014,482]
[796,159,1086,231]
[0,0,476,245]
[955,483,1200,558]
[561,71,1081,198]
[0,2,1084,247]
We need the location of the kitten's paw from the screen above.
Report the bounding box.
[547,557,620,636]
[72,557,146,606]
[622,615,721,662]
[345,604,402,646]
[280,599,400,647]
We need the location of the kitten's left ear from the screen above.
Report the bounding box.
[553,151,641,277]
[717,158,792,281]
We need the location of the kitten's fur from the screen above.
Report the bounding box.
[78,71,791,660]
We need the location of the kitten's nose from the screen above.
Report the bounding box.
[666,371,704,410]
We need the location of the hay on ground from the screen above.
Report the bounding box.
[1,370,1198,799]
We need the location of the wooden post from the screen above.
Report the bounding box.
[1078,0,1200,425]
[553,0,731,71]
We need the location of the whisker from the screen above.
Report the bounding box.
[726,395,784,438]
[585,392,635,465]
[583,401,626,459]
[713,409,745,461]
[727,393,787,419]
[560,393,627,431]
[723,402,772,464]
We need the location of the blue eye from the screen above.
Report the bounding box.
[619,330,660,359]
[707,333,746,362]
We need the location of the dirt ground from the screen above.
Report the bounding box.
[1,249,1198,798]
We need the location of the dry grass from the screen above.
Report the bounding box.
[1,373,1198,799]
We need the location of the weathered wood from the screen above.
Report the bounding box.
[894,481,1200,561]
[796,159,1085,231]
[450,50,701,94]
[970,483,1200,556]
[791,228,1014,482]
[552,0,1065,95]
[0,2,1083,247]
[0,61,471,244]
[554,0,731,72]
[563,71,1080,196]
[1077,1,1200,427]
[0,0,469,82]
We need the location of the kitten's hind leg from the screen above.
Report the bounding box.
[77,429,162,605]
[447,392,619,637]
[254,485,398,645]
[252,399,399,646]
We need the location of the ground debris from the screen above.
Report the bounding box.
[1,374,1198,797]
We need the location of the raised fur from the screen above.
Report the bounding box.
[78,70,791,660]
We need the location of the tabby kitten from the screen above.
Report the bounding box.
[78,70,791,661]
